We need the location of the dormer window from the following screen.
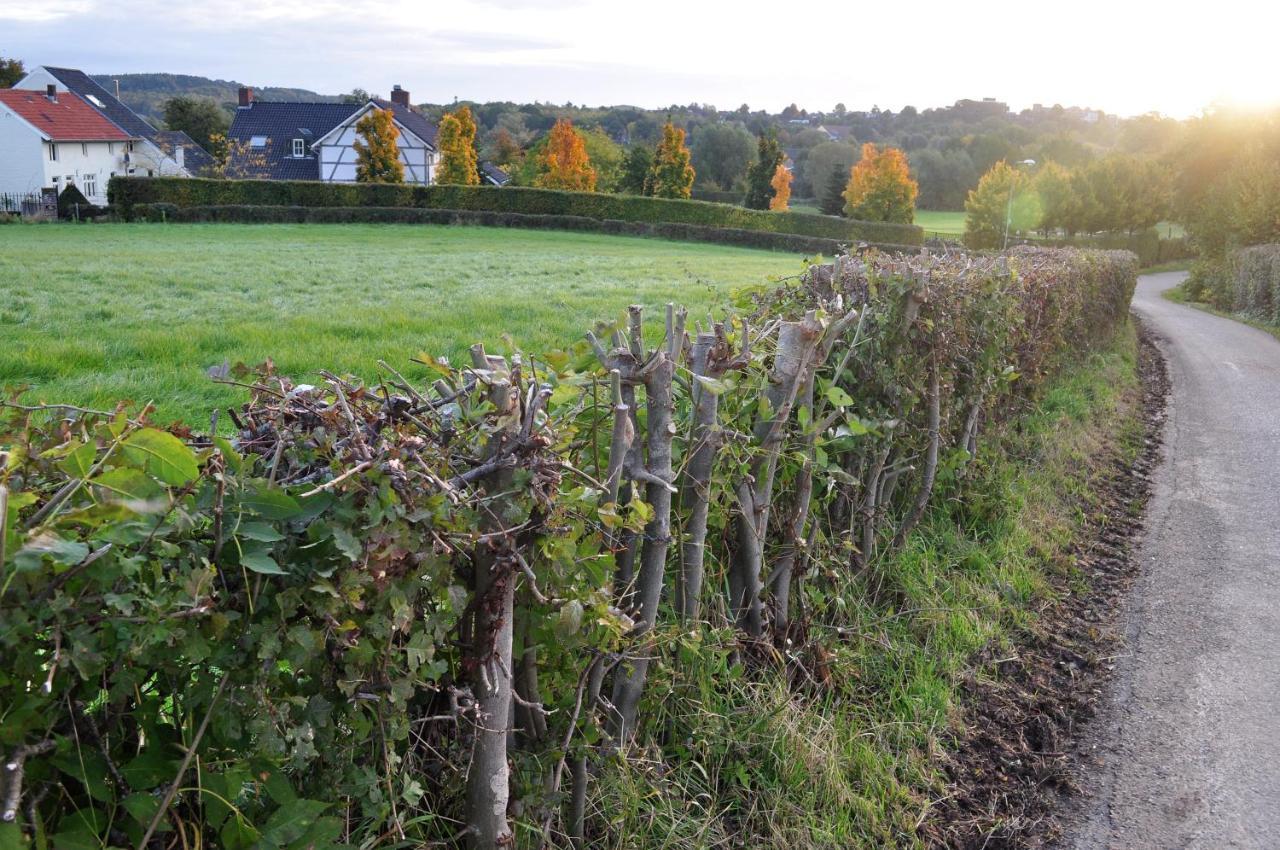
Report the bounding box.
[250,136,267,148]
[292,138,305,157]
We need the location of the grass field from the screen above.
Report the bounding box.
[914,209,966,236]
[0,223,805,423]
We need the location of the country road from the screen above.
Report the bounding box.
[1065,271,1280,848]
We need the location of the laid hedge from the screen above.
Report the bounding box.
[2,246,1134,848]
[130,203,876,254]
[109,176,923,246]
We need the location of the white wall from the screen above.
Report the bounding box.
[0,108,45,197]
[41,138,129,203]
[317,117,435,185]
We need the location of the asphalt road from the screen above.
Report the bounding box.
[1066,272,1280,848]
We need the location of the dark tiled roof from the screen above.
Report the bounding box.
[373,98,438,148]
[480,161,510,186]
[42,66,158,140]
[227,101,357,180]
[152,130,216,174]
[0,89,134,141]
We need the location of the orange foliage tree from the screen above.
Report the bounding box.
[843,143,917,223]
[535,119,597,191]
[769,163,793,211]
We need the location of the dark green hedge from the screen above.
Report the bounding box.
[110,177,923,246]
[129,203,887,255]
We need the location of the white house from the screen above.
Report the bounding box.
[0,86,137,204]
[227,85,438,184]
[13,66,214,178]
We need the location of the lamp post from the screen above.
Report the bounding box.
[1003,159,1037,250]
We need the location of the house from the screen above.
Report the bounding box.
[816,124,855,143]
[14,66,214,177]
[227,85,439,184]
[480,161,510,186]
[0,86,136,204]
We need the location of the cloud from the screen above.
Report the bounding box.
[0,0,94,22]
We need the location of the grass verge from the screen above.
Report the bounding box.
[1162,281,1280,343]
[591,322,1142,848]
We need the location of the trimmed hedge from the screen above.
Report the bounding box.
[129,202,891,254]
[1028,229,1195,268]
[109,176,923,246]
[1225,244,1280,322]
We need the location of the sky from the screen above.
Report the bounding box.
[2,0,1276,118]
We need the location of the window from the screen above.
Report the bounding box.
[86,94,105,108]
[250,136,268,148]
[82,175,97,198]
[48,143,58,161]
[81,142,88,157]
[108,142,114,155]
[292,138,305,157]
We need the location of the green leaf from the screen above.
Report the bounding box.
[122,792,168,830]
[825,385,855,407]
[693,374,730,396]
[58,441,97,478]
[241,551,287,575]
[237,522,284,542]
[261,799,328,845]
[241,487,301,520]
[0,822,25,850]
[14,533,89,573]
[90,467,164,501]
[220,816,259,850]
[122,428,200,486]
[263,771,297,806]
[213,436,243,472]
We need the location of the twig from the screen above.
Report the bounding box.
[2,739,56,822]
[298,458,376,498]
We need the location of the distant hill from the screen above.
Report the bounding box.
[89,73,342,123]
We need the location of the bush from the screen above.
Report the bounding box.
[109,176,924,246]
[1,246,1133,847]
[1225,244,1280,322]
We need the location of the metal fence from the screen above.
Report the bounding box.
[0,190,56,218]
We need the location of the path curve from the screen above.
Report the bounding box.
[1067,271,1280,848]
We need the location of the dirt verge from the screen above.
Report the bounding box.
[918,324,1170,849]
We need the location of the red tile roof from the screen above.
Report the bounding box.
[0,89,134,141]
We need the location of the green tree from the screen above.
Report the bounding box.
[744,131,784,210]
[579,127,624,192]
[1031,160,1076,234]
[804,141,860,203]
[690,123,755,190]
[963,160,1037,249]
[843,143,918,223]
[437,106,480,185]
[649,121,695,198]
[619,145,654,195]
[0,55,24,88]
[821,164,849,216]
[162,96,230,154]
[353,107,404,184]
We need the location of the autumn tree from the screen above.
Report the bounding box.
[963,160,1038,249]
[649,121,695,199]
[0,55,23,88]
[843,143,918,223]
[744,131,784,210]
[437,106,480,185]
[534,118,596,191]
[353,107,404,184]
[769,163,793,211]
[619,145,654,195]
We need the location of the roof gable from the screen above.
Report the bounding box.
[0,89,135,142]
[311,101,438,149]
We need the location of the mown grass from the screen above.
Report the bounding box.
[0,223,806,423]
[914,209,966,236]
[595,323,1142,848]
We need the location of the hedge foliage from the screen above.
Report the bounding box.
[130,203,851,254]
[1,246,1134,848]
[108,176,923,247]
[1219,243,1280,322]
[1029,228,1195,268]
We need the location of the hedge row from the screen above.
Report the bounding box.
[132,203,867,254]
[1221,244,1280,322]
[2,245,1134,848]
[1027,228,1195,268]
[109,177,923,246]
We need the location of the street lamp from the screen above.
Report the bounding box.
[1003,159,1037,250]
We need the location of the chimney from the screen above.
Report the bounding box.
[45,84,57,103]
[238,86,253,108]
[175,145,185,170]
[391,85,410,107]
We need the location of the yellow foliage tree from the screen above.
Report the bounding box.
[437,106,480,185]
[535,119,596,192]
[353,108,404,184]
[649,122,695,199]
[769,163,793,211]
[843,143,917,223]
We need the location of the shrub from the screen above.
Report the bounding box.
[1226,243,1280,322]
[109,177,925,246]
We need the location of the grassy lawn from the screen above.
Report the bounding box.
[914,209,966,236]
[0,223,805,424]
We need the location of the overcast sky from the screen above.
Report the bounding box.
[2,0,1273,118]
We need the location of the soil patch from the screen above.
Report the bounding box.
[919,325,1170,849]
